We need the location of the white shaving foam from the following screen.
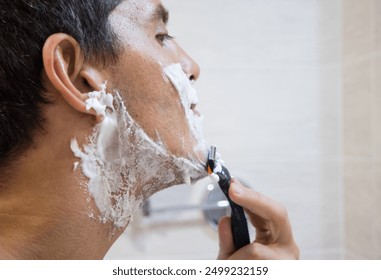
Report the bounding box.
[71,65,209,228]
[163,65,229,188]
[164,64,207,154]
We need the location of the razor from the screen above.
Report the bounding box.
[207,146,250,250]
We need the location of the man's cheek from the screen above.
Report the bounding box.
[163,63,208,158]
[70,84,208,231]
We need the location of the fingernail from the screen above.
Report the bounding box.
[231,183,243,195]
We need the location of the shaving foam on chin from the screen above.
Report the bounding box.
[70,83,207,229]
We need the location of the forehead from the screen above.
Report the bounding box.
[110,0,163,25]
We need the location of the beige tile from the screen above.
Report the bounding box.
[343,0,373,63]
[346,250,367,260]
[319,0,341,64]
[320,66,341,158]
[320,160,342,250]
[373,57,381,159]
[344,160,376,258]
[373,162,381,259]
[343,61,373,158]
[374,0,381,53]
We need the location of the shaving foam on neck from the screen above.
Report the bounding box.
[71,82,208,228]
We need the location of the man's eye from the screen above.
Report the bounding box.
[156,34,174,44]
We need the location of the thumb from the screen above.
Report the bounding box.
[217,216,235,260]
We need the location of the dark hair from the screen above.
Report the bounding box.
[0,0,123,168]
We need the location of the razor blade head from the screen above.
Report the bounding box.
[207,146,217,174]
[209,146,217,161]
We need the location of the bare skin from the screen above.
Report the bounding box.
[0,0,299,259]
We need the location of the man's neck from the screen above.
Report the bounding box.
[0,144,120,259]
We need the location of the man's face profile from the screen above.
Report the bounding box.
[64,0,209,229]
[0,0,208,259]
[106,0,204,161]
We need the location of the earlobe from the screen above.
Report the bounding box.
[42,33,104,120]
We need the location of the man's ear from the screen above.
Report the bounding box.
[42,33,104,120]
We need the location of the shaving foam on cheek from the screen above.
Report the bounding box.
[71,84,207,229]
[163,64,226,188]
[163,64,207,155]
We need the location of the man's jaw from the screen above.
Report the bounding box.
[71,83,208,230]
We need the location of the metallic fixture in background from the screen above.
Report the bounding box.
[202,184,231,230]
[142,182,230,230]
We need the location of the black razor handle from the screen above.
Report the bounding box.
[217,166,250,250]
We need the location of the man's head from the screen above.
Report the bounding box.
[0,0,123,169]
[0,0,206,257]
[0,0,204,169]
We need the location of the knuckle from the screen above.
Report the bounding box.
[274,204,288,220]
[246,188,258,201]
[249,243,262,258]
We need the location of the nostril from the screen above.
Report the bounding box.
[189,74,195,81]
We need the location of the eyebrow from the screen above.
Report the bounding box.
[151,4,169,25]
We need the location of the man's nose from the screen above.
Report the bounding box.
[177,48,200,81]
[181,55,200,81]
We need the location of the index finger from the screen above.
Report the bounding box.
[228,179,289,228]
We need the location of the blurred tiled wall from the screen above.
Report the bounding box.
[342,0,381,259]
[106,0,343,259]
